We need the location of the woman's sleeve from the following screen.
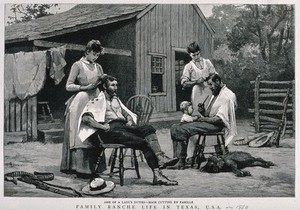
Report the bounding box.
[97,63,104,76]
[181,64,191,85]
[206,59,217,75]
[66,62,81,92]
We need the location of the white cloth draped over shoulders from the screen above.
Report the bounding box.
[78,92,137,142]
[207,85,237,146]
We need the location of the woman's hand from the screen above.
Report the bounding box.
[99,123,110,132]
[182,81,194,88]
[126,120,136,127]
[195,77,204,84]
[81,84,96,90]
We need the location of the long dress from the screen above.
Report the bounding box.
[60,58,105,176]
[181,58,217,157]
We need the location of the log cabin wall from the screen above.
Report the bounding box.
[135,4,214,113]
[248,75,295,135]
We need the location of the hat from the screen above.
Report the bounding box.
[82,178,115,195]
[248,131,274,148]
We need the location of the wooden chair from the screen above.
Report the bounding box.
[123,95,154,164]
[94,95,154,186]
[191,130,228,169]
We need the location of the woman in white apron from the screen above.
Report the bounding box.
[181,41,217,162]
[60,40,105,178]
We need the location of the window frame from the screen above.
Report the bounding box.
[148,52,167,95]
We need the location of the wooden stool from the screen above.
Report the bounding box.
[124,149,144,166]
[96,144,141,186]
[109,147,141,186]
[191,131,228,169]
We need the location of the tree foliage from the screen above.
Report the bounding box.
[7,4,58,25]
[227,5,294,78]
[207,5,241,49]
[208,4,294,116]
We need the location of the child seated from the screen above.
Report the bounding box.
[180,101,199,123]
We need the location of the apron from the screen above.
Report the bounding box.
[189,61,212,114]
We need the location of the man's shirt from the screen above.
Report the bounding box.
[104,93,128,123]
[78,91,137,142]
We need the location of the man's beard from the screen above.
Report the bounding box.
[212,87,221,96]
[107,89,117,97]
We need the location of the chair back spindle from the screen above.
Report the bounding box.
[126,95,154,126]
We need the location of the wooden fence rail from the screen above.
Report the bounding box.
[4,96,38,141]
[248,75,295,135]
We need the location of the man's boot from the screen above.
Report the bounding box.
[152,169,178,186]
[145,134,171,168]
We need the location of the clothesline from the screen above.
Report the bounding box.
[4,46,67,101]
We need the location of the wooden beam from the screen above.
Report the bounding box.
[259,100,293,107]
[259,88,290,93]
[33,40,132,57]
[147,51,167,57]
[192,4,215,34]
[172,47,188,53]
[259,93,293,98]
[248,108,293,114]
[250,80,293,85]
[260,116,281,124]
[136,4,156,19]
[254,75,261,132]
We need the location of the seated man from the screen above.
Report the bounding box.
[78,75,178,185]
[169,73,237,169]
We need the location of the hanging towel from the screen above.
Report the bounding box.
[49,46,66,85]
[14,51,47,100]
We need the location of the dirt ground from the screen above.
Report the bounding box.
[3,118,295,198]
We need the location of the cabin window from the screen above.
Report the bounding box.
[151,56,164,93]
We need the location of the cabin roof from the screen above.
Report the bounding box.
[5,4,214,44]
[5,4,149,43]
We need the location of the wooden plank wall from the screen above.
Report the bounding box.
[4,96,37,141]
[135,4,214,113]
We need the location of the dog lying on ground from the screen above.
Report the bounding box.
[201,151,275,177]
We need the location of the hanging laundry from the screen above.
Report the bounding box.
[49,46,67,85]
[13,51,47,100]
[4,54,17,100]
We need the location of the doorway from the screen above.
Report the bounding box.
[175,51,191,111]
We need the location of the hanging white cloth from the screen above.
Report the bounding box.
[4,51,47,100]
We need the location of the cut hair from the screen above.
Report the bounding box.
[100,74,117,90]
[205,73,221,83]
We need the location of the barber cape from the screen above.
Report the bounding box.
[207,85,237,146]
[78,92,137,142]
